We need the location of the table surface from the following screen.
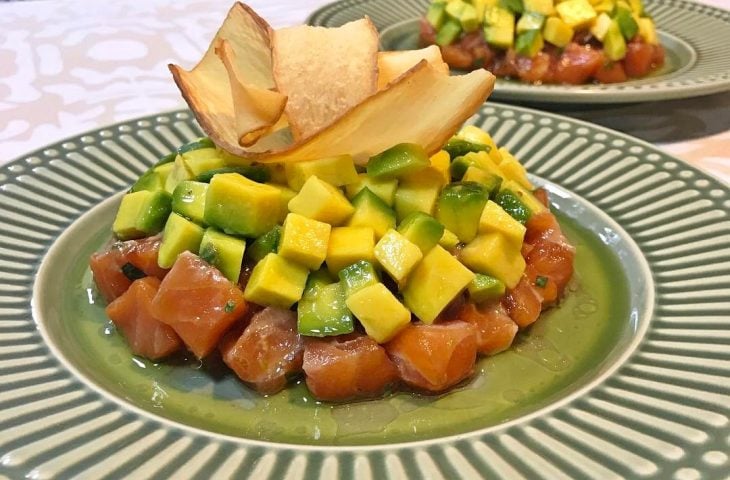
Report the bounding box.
[1,0,728,185]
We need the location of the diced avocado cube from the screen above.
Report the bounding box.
[153,152,177,168]
[130,169,165,193]
[484,6,515,49]
[613,5,638,40]
[468,274,506,303]
[204,173,286,237]
[244,252,309,308]
[544,15,574,47]
[195,165,270,184]
[429,150,451,185]
[157,213,204,268]
[436,182,490,243]
[445,0,467,19]
[494,189,532,224]
[555,0,596,28]
[288,176,355,226]
[164,154,194,194]
[247,225,281,263]
[113,190,172,241]
[439,228,461,249]
[394,172,443,221]
[436,19,463,46]
[285,154,359,191]
[500,0,524,14]
[426,1,448,29]
[402,245,475,324]
[298,281,354,337]
[178,137,215,154]
[278,212,331,270]
[397,212,445,255]
[524,0,555,15]
[462,167,502,197]
[374,229,423,286]
[460,3,480,32]
[450,155,480,180]
[517,12,546,33]
[367,143,430,179]
[498,147,533,189]
[152,162,175,185]
[181,149,226,177]
[199,228,246,283]
[479,200,527,246]
[460,232,526,289]
[590,12,613,41]
[326,226,376,276]
[345,173,398,206]
[515,29,545,57]
[338,260,380,297]
[172,180,208,225]
[444,138,489,159]
[347,188,396,240]
[465,151,505,179]
[603,18,627,61]
[345,283,411,344]
[637,17,658,45]
[457,125,504,165]
[306,268,335,292]
[504,179,546,214]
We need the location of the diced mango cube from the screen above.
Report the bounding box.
[556,0,596,28]
[429,150,451,186]
[345,283,411,343]
[402,245,475,324]
[479,200,527,247]
[288,175,355,225]
[285,154,359,191]
[637,17,658,45]
[204,173,286,237]
[326,226,376,276]
[543,16,574,47]
[374,229,423,286]
[243,253,309,308]
[524,0,555,15]
[590,12,612,41]
[460,232,526,289]
[498,147,533,189]
[278,213,331,270]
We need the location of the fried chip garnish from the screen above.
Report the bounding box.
[252,62,495,164]
[272,18,379,141]
[170,3,495,163]
[377,46,449,90]
[216,39,287,146]
[169,3,284,152]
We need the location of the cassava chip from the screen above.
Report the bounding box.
[377,46,448,90]
[251,61,495,165]
[216,39,287,146]
[169,3,285,152]
[272,18,379,141]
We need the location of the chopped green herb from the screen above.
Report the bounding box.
[121,262,146,281]
[224,300,236,313]
[535,275,548,288]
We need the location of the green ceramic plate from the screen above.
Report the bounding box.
[1,104,729,479]
[308,0,730,104]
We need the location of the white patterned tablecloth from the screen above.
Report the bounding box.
[1,0,728,184]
